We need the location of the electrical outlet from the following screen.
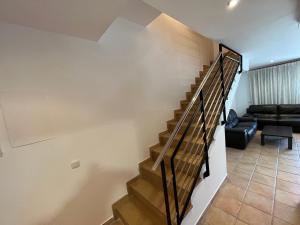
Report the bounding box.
[70,160,80,169]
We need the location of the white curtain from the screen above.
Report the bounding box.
[249,60,300,104]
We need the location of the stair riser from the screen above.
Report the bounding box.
[159,135,204,149]
[174,110,217,122]
[139,166,190,201]
[167,123,202,135]
[180,99,218,111]
[150,150,204,177]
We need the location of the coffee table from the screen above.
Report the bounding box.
[261,126,293,149]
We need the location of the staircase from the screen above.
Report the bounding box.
[109,45,242,225]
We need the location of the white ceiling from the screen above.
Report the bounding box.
[142,0,300,68]
[0,0,299,68]
[0,0,160,41]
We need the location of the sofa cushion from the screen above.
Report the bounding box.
[278,104,300,114]
[280,114,300,119]
[251,113,278,119]
[247,105,278,114]
[226,109,239,128]
[278,118,300,127]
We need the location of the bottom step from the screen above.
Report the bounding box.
[112,195,165,225]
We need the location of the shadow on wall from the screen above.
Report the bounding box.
[36,164,132,225]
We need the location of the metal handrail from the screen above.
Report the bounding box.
[152,53,222,170]
[158,47,242,225]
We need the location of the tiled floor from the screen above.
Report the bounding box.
[198,131,300,225]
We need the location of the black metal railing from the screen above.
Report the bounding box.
[153,44,242,225]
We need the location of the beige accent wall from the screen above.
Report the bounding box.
[0,14,214,225]
[0,0,160,41]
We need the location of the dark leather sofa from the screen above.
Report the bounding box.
[225,109,257,149]
[244,104,300,132]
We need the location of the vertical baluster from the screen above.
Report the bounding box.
[170,158,180,225]
[161,161,172,225]
[218,50,227,124]
[199,90,210,178]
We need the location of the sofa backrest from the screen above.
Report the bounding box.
[278,104,300,114]
[247,105,278,114]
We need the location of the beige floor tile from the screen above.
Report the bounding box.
[243,152,261,159]
[275,189,300,208]
[279,149,299,156]
[260,155,278,163]
[238,204,272,225]
[274,201,300,225]
[219,183,246,201]
[235,220,249,225]
[248,181,274,199]
[255,165,277,177]
[279,154,299,161]
[244,191,273,214]
[257,158,278,169]
[278,164,300,175]
[240,155,258,164]
[246,147,262,154]
[213,194,242,217]
[272,217,292,225]
[276,179,300,195]
[272,217,293,225]
[233,166,254,177]
[229,169,252,180]
[252,172,276,187]
[237,164,256,172]
[261,149,278,157]
[205,206,236,225]
[227,163,236,173]
[227,174,250,189]
[277,171,300,185]
[279,159,300,168]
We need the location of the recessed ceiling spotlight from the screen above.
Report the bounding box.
[228,0,239,9]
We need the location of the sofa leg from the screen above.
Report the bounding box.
[288,137,293,150]
[261,134,265,146]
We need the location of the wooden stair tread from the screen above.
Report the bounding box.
[129,172,194,223]
[113,195,163,225]
[110,219,124,225]
[150,144,205,165]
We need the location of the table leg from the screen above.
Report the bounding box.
[288,137,293,150]
[261,134,265,146]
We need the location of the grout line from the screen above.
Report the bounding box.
[270,139,280,224]
[233,146,262,225]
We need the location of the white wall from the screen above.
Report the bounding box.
[182,125,227,225]
[230,72,252,116]
[0,14,214,225]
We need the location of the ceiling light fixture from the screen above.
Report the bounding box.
[228,0,239,9]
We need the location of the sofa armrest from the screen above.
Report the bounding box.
[225,127,247,134]
[225,128,248,149]
[238,117,257,122]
